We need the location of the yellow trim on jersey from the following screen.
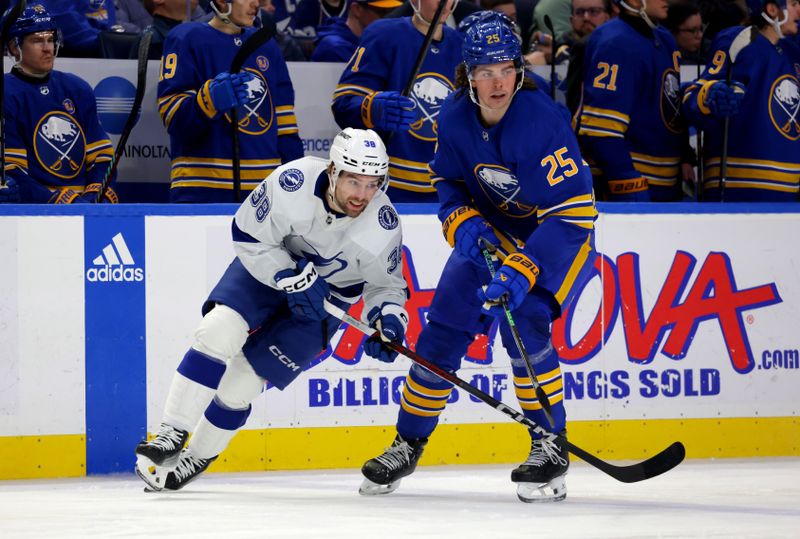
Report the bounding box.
[555,233,594,305]
[704,165,800,184]
[276,114,297,126]
[405,376,453,398]
[360,91,376,129]
[170,180,261,190]
[196,80,218,119]
[275,105,295,113]
[400,398,442,417]
[579,114,627,135]
[442,206,481,247]
[402,389,449,410]
[388,166,431,184]
[696,79,718,115]
[172,156,281,166]
[163,95,192,128]
[332,83,373,100]
[581,105,630,123]
[386,180,437,193]
[503,252,539,291]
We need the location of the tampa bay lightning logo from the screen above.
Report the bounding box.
[287,237,348,279]
[279,168,304,191]
[769,75,800,140]
[34,111,86,180]
[474,163,535,218]
[226,68,273,136]
[377,205,399,230]
[660,68,682,133]
[409,72,455,142]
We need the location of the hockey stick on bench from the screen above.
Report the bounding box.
[324,300,686,483]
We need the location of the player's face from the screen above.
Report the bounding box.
[674,13,702,53]
[334,171,382,217]
[229,0,259,26]
[471,60,519,112]
[781,0,800,36]
[16,31,56,75]
[416,0,456,24]
[643,0,669,22]
[570,0,609,37]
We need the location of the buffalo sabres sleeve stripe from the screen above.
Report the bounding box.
[537,194,597,228]
[703,157,800,193]
[630,152,681,186]
[554,234,595,305]
[578,106,630,138]
[275,105,298,135]
[331,83,373,103]
[388,156,432,188]
[159,91,195,128]
[4,148,28,172]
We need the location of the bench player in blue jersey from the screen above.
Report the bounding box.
[360,15,597,502]
[1,4,116,204]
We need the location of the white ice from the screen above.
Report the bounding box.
[1,458,798,538]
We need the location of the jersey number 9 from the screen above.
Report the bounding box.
[160,53,178,81]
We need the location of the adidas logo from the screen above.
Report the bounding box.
[86,232,144,283]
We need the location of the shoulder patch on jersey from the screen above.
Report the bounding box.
[278,168,305,192]
[377,205,399,230]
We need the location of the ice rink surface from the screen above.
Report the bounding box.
[1,458,798,538]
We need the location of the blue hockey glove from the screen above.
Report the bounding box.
[703,81,745,118]
[454,215,501,267]
[363,303,408,363]
[366,91,415,132]
[0,179,20,203]
[477,252,540,316]
[275,259,330,320]
[202,71,252,116]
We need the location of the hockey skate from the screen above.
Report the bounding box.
[359,434,428,495]
[145,448,217,492]
[134,423,189,491]
[511,431,569,503]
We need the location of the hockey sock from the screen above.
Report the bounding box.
[510,345,566,435]
[162,348,227,432]
[189,397,252,459]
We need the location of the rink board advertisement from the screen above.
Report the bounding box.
[0,205,798,478]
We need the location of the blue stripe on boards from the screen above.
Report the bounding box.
[84,215,147,474]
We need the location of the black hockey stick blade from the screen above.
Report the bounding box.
[230,24,274,74]
[1,0,28,187]
[323,301,686,484]
[96,29,152,202]
[401,0,448,97]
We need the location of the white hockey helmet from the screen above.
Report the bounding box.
[328,128,389,190]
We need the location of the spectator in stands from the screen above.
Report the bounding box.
[1,4,118,204]
[311,0,400,62]
[142,0,200,59]
[157,0,303,202]
[577,0,686,201]
[665,0,704,64]
[700,0,746,41]
[41,0,123,57]
[288,0,347,38]
[116,0,154,32]
[480,0,518,21]
[331,0,462,202]
[385,0,481,29]
[525,0,611,66]
[258,0,311,60]
[529,0,572,51]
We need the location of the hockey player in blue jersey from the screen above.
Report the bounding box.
[331,0,462,202]
[134,128,409,491]
[0,4,116,204]
[682,0,800,201]
[577,0,686,201]
[157,0,303,202]
[360,16,597,502]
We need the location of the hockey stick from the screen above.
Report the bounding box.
[229,24,274,203]
[95,29,152,202]
[324,300,686,483]
[543,14,557,101]
[719,26,754,202]
[478,240,555,428]
[0,0,27,188]
[695,24,707,201]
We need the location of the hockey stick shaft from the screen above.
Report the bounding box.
[543,15,557,101]
[324,300,686,483]
[401,0,448,98]
[95,29,152,202]
[229,24,274,203]
[0,0,28,187]
[479,240,555,428]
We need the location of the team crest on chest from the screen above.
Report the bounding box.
[768,75,800,140]
[34,111,86,179]
[660,68,681,133]
[408,72,454,142]
[474,163,535,218]
[225,67,274,135]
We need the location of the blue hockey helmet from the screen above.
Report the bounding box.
[6,4,58,44]
[746,0,787,16]
[746,0,789,35]
[458,10,518,36]
[462,17,522,72]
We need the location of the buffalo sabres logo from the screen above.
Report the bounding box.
[768,75,800,140]
[256,55,269,71]
[409,72,455,142]
[474,163,535,218]
[660,68,682,133]
[63,99,75,113]
[278,168,304,191]
[34,111,86,179]
[225,68,273,135]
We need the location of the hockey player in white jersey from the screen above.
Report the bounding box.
[134,128,408,491]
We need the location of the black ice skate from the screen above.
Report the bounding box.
[151,448,217,492]
[511,431,569,503]
[360,434,428,495]
[134,423,189,491]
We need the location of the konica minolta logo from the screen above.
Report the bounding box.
[86,232,144,282]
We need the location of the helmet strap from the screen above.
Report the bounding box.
[618,0,657,29]
[762,8,788,39]
[211,0,243,31]
[466,64,524,111]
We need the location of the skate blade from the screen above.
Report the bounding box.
[516,475,567,503]
[135,456,170,492]
[358,477,401,496]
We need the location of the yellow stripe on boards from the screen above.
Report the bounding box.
[0,434,85,479]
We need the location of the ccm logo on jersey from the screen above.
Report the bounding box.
[269,345,301,371]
